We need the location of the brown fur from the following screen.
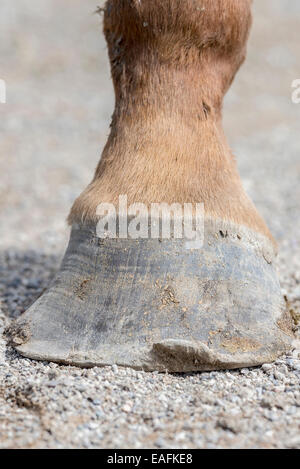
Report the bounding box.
[69,0,274,243]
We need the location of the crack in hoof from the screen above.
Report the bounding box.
[152,339,224,370]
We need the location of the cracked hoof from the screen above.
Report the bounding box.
[7,221,294,372]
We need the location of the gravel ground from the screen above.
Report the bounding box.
[0,0,299,449]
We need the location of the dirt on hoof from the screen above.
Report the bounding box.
[0,0,299,450]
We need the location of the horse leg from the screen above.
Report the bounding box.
[8,0,293,371]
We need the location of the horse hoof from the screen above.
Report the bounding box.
[7,221,294,372]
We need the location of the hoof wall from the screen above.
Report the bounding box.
[7,222,294,372]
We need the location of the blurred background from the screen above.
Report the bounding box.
[0,0,299,305]
[0,0,299,450]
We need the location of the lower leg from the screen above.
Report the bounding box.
[69,0,271,240]
[8,0,294,370]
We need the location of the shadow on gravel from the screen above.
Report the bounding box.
[0,250,60,320]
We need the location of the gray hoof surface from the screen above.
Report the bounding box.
[8,222,294,372]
